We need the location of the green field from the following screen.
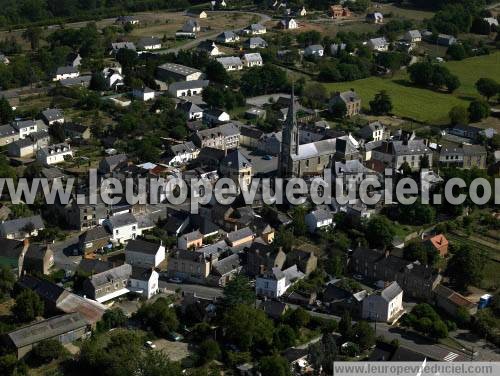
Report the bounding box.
[323,52,500,124]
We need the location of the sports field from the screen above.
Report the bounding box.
[323,52,500,124]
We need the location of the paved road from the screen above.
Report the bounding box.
[159,281,224,299]
[156,10,271,54]
[51,234,82,272]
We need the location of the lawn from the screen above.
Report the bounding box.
[323,52,500,124]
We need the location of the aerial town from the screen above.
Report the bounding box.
[0,0,499,375]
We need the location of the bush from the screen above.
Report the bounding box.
[31,339,67,364]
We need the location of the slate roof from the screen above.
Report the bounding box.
[0,215,44,235]
[243,52,263,62]
[130,266,155,281]
[158,63,201,77]
[0,238,25,259]
[178,101,203,115]
[41,108,64,122]
[221,149,252,169]
[260,300,287,318]
[138,36,161,48]
[308,209,332,222]
[56,66,79,75]
[246,37,267,47]
[380,281,403,302]
[170,141,198,154]
[107,213,137,228]
[88,263,132,288]
[406,30,421,39]
[111,42,136,51]
[226,227,254,243]
[212,253,241,276]
[0,124,16,137]
[169,79,209,92]
[125,239,160,255]
[6,312,88,348]
[80,226,110,243]
[78,259,115,274]
[216,56,243,67]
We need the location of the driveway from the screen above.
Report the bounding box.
[51,234,82,272]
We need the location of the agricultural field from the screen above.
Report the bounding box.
[323,52,500,124]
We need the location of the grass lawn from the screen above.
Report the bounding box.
[322,52,500,124]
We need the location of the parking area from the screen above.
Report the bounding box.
[239,146,278,176]
[153,339,191,362]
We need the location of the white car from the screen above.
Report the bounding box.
[145,341,156,349]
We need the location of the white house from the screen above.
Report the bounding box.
[41,108,65,125]
[36,143,73,165]
[133,87,155,101]
[256,265,304,298]
[53,66,79,81]
[125,239,166,268]
[484,17,499,27]
[203,109,230,124]
[366,12,383,24]
[12,120,38,139]
[246,23,266,35]
[182,19,201,33]
[368,37,389,52]
[102,68,124,90]
[137,36,162,50]
[187,10,207,19]
[242,53,263,67]
[279,18,298,29]
[104,213,139,244]
[216,56,243,71]
[359,121,390,142]
[216,31,240,43]
[305,209,334,233]
[362,281,404,323]
[197,41,222,56]
[116,16,139,25]
[304,44,324,57]
[168,80,209,98]
[404,30,422,43]
[244,37,268,49]
[167,141,200,166]
[0,215,45,239]
[178,101,204,120]
[110,42,136,54]
[129,268,159,299]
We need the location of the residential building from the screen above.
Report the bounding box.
[278,18,298,29]
[404,30,422,43]
[186,10,207,19]
[245,23,266,35]
[110,42,136,54]
[286,248,318,276]
[368,37,389,52]
[423,234,449,257]
[260,300,289,320]
[359,121,390,142]
[0,215,45,239]
[133,87,155,101]
[203,108,231,125]
[366,12,384,24]
[436,34,457,46]
[78,226,111,257]
[351,248,442,300]
[167,249,213,283]
[166,141,200,166]
[225,227,254,247]
[53,66,79,81]
[329,90,361,117]
[216,31,239,43]
[178,230,203,250]
[304,44,324,57]
[102,67,124,90]
[23,243,54,276]
[305,209,333,233]
[137,36,162,50]
[192,122,240,150]
[41,108,64,125]
[330,42,347,56]
[242,52,263,67]
[125,239,165,268]
[60,75,91,88]
[0,124,18,146]
[484,17,499,27]
[0,53,10,64]
[98,153,128,174]
[177,101,204,120]
[116,15,139,25]
[66,52,82,67]
[82,263,132,302]
[371,139,433,171]
[244,37,268,49]
[216,56,243,71]
[104,213,139,244]
[246,239,286,277]
[463,144,487,169]
[256,265,305,298]
[330,5,351,19]
[12,119,38,139]
[208,253,242,287]
[129,267,159,299]
[197,41,222,56]
[168,80,209,98]
[182,19,201,33]
[220,149,253,188]
[1,313,90,359]
[36,143,73,165]
[362,281,405,323]
[64,122,91,140]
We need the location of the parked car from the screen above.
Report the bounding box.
[263,155,272,160]
[167,332,184,341]
[145,341,156,349]
[168,277,183,283]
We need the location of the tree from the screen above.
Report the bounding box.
[31,339,67,364]
[197,339,221,365]
[274,324,296,350]
[222,274,255,309]
[449,105,468,125]
[302,82,327,109]
[0,97,13,124]
[308,333,337,374]
[12,289,44,322]
[365,216,395,249]
[369,90,393,115]
[0,266,15,301]
[446,245,487,290]
[90,72,107,91]
[223,304,274,351]
[353,321,375,350]
[471,18,492,35]
[22,27,42,50]
[447,44,466,60]
[287,307,310,329]
[97,308,127,332]
[330,100,347,118]
[339,311,353,340]
[205,60,229,83]
[138,350,182,376]
[431,320,449,338]
[475,78,499,101]
[134,297,178,337]
[259,355,291,376]
[468,100,490,122]
[116,48,138,69]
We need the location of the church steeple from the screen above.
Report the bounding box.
[279,84,299,178]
